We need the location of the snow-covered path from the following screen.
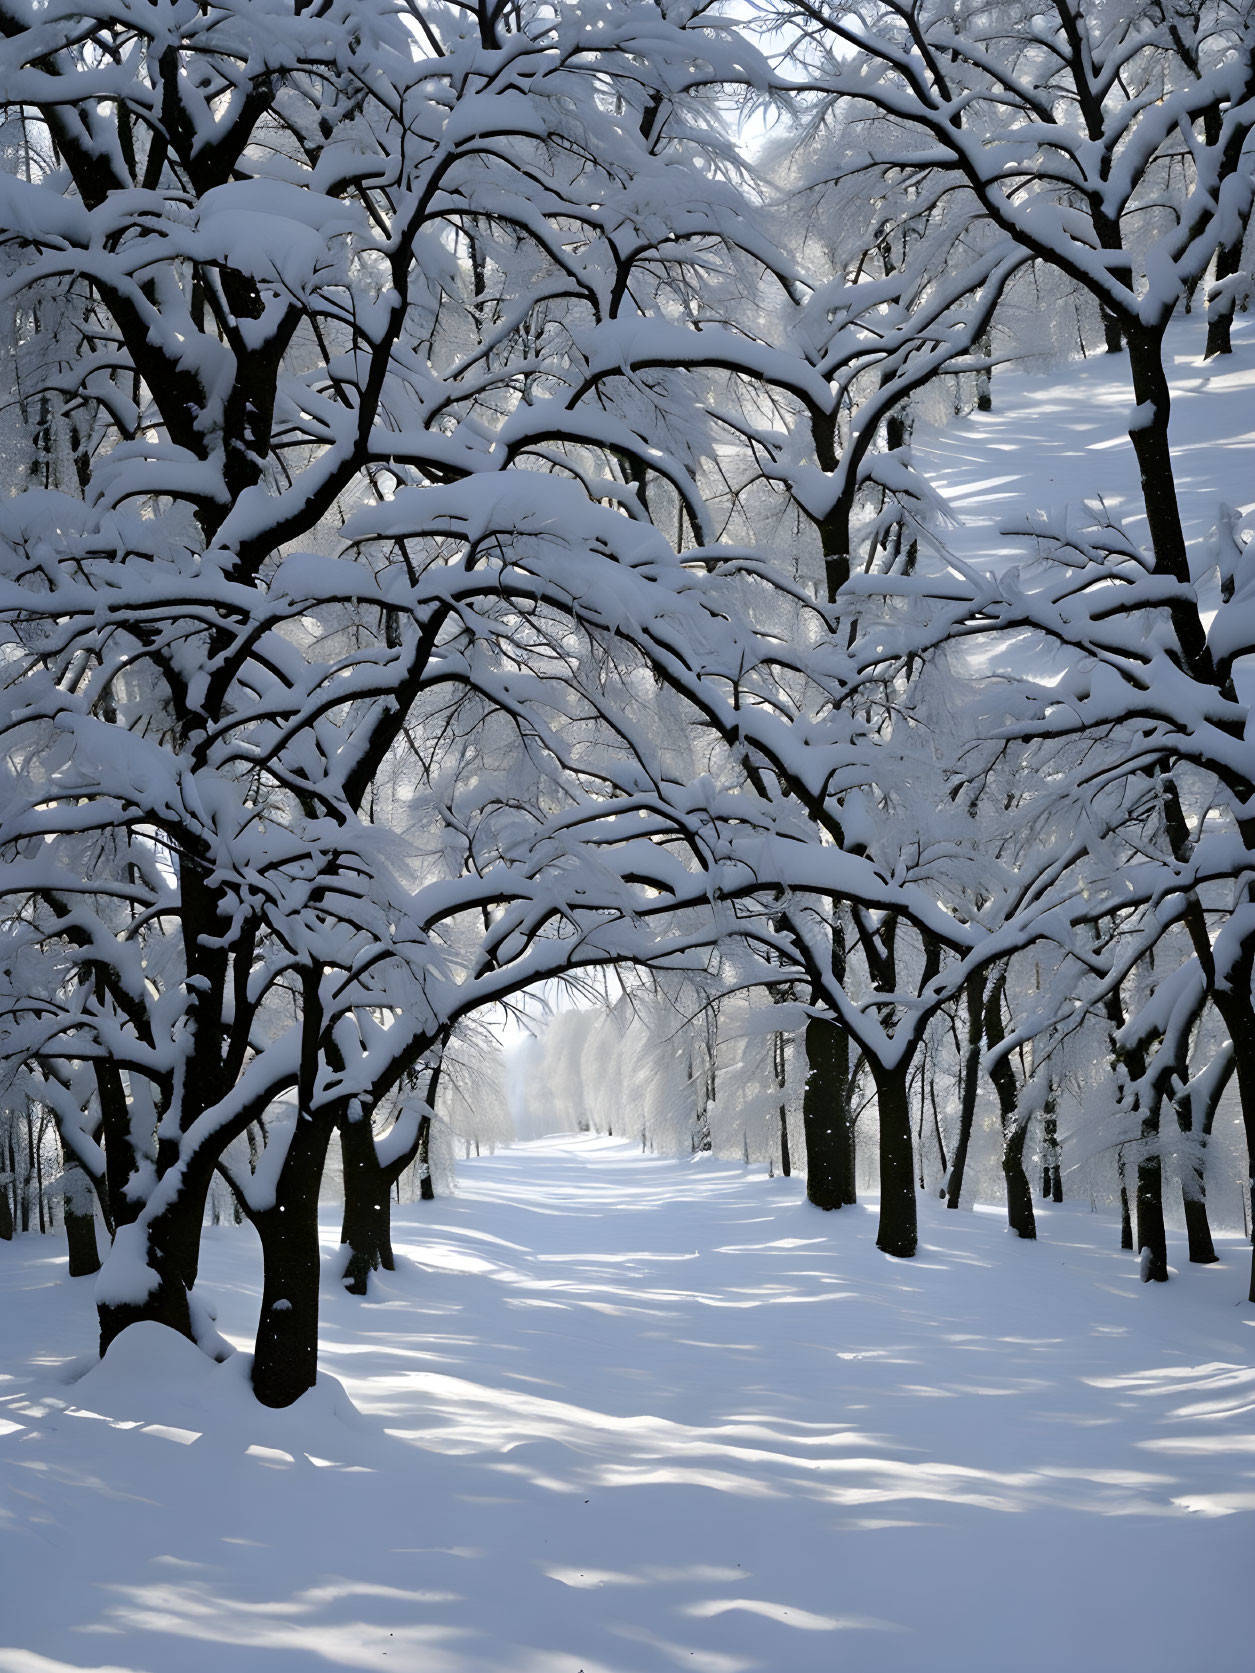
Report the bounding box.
[1,1136,1251,1673]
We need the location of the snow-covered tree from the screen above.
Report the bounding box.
[0,0,772,1401]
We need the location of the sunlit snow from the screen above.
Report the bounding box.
[1,1136,1250,1673]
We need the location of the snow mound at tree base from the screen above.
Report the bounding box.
[72,1318,371,1449]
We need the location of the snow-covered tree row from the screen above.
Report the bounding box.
[1,0,1252,1404]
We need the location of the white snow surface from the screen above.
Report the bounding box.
[1,1135,1251,1673]
[913,319,1255,572]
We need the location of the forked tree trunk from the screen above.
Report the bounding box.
[339,1064,443,1291]
[98,1247,194,1354]
[97,1152,219,1355]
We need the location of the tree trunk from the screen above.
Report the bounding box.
[984,975,1035,1239]
[98,1232,194,1355]
[338,1104,395,1295]
[802,1017,855,1209]
[22,1106,34,1232]
[34,1110,46,1234]
[1175,1063,1226,1265]
[774,1026,792,1177]
[340,1059,443,1289]
[1136,1136,1169,1284]
[0,1156,12,1241]
[946,973,984,1209]
[417,1113,435,1200]
[60,1146,100,1277]
[1209,958,1255,1303]
[871,1056,917,1258]
[251,1107,337,1409]
[1204,236,1243,358]
[1118,1149,1134,1251]
[1182,1190,1218,1267]
[97,1150,220,1354]
[1124,325,1196,595]
[1040,1096,1062,1201]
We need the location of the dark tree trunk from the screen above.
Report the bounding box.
[1104,979,1162,1272]
[1118,1149,1134,1251]
[946,973,984,1209]
[985,975,1035,1240]
[929,1079,947,1188]
[417,1113,435,1200]
[1209,959,1255,1303]
[340,1059,443,1291]
[34,1111,46,1234]
[60,1147,101,1277]
[251,1106,337,1409]
[1124,325,1197,597]
[802,1017,855,1209]
[1182,1191,1218,1267]
[64,1201,100,1276]
[1204,237,1243,358]
[1156,773,1255,1293]
[22,1107,34,1232]
[97,1151,219,1354]
[99,1249,194,1355]
[1040,1097,1063,1201]
[1175,1062,1227,1266]
[773,1025,791,1177]
[0,1156,12,1241]
[1136,1139,1169,1284]
[871,1056,916,1258]
[338,1105,394,1296]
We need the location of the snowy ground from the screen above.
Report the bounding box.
[913,315,1255,575]
[1,1135,1251,1673]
